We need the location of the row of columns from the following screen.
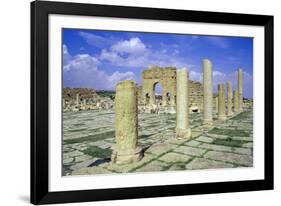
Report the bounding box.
[112,61,244,165]
[203,59,244,124]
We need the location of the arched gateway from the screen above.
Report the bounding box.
[142,66,176,107]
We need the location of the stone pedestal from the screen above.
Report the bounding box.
[203,59,213,125]
[227,81,233,116]
[238,68,243,112]
[176,68,191,139]
[218,84,227,120]
[234,90,239,113]
[111,80,143,165]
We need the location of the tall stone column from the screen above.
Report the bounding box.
[227,81,233,116]
[234,90,239,113]
[111,80,143,165]
[215,97,218,113]
[203,59,213,124]
[238,68,243,111]
[176,68,191,139]
[76,93,80,106]
[218,84,226,120]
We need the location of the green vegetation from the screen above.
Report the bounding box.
[213,137,249,147]
[64,131,115,144]
[230,111,249,120]
[209,127,249,137]
[82,145,112,158]
[96,90,115,100]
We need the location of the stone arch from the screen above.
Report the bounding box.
[142,66,176,107]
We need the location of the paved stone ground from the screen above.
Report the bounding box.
[63,109,253,176]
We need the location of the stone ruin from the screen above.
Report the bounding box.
[62,87,114,112]
[111,60,252,165]
[138,66,204,114]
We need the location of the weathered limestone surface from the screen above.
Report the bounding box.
[227,81,233,116]
[176,68,191,139]
[142,67,176,107]
[203,59,213,124]
[218,84,227,120]
[238,68,243,111]
[215,96,218,113]
[63,109,253,176]
[111,80,143,164]
[140,67,204,114]
[76,93,79,106]
[234,90,239,113]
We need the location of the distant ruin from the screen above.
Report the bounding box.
[139,66,204,114]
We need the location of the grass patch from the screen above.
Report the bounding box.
[209,128,249,137]
[83,145,112,158]
[68,128,87,132]
[213,138,248,147]
[230,111,249,120]
[64,131,115,144]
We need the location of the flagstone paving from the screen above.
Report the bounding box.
[63,109,253,176]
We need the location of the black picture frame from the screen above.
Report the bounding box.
[31,0,274,204]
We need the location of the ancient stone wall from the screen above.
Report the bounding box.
[142,67,177,106]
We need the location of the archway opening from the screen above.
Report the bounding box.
[153,82,163,105]
[145,93,150,105]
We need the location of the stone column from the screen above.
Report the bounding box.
[111,80,143,165]
[203,59,213,124]
[218,84,226,120]
[76,93,79,106]
[176,68,191,139]
[227,81,233,116]
[238,68,243,111]
[234,90,239,113]
[215,97,218,113]
[83,99,86,105]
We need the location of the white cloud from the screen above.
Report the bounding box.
[190,70,202,81]
[63,45,136,90]
[79,31,112,48]
[213,70,225,77]
[205,36,229,49]
[99,37,193,69]
[111,37,147,55]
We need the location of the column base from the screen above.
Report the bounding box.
[227,112,233,117]
[218,115,227,120]
[111,146,143,165]
[176,128,192,140]
[203,119,213,125]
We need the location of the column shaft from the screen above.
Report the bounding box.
[238,68,243,111]
[227,81,233,116]
[176,68,191,139]
[218,84,226,120]
[203,59,213,124]
[112,80,143,164]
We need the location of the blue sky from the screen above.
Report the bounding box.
[63,29,253,98]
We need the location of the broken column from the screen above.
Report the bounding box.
[227,81,233,116]
[176,68,191,139]
[76,93,80,106]
[218,84,226,120]
[238,68,243,111]
[111,80,143,164]
[234,90,239,113]
[203,59,213,125]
